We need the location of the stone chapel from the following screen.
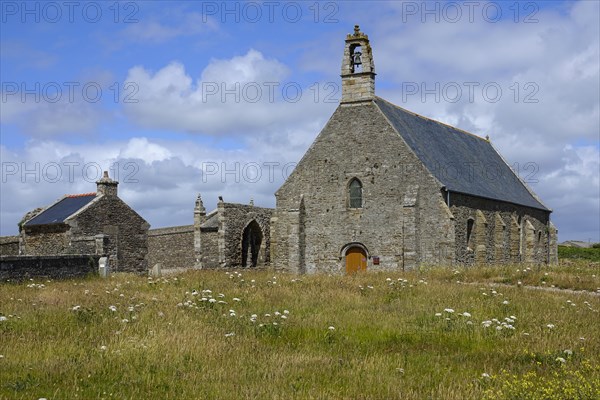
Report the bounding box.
[268,25,558,273]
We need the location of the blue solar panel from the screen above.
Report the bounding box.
[25,195,97,226]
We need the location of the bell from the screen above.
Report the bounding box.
[352,51,362,66]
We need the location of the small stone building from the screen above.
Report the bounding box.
[18,172,149,272]
[270,26,558,274]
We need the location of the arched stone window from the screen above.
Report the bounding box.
[348,178,362,208]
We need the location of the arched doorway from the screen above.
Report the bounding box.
[344,245,368,274]
[242,220,262,268]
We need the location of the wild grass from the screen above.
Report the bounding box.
[421,259,600,293]
[559,245,600,262]
[1,266,598,399]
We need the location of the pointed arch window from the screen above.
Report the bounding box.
[348,178,362,208]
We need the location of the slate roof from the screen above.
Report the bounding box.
[374,97,550,211]
[24,193,97,226]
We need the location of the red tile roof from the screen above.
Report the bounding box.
[65,192,96,198]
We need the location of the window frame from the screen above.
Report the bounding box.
[348,178,363,209]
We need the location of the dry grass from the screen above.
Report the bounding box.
[0,265,599,399]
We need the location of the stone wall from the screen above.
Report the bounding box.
[273,102,454,274]
[200,230,219,268]
[0,255,101,281]
[218,202,272,268]
[21,225,70,255]
[148,225,195,270]
[449,192,552,265]
[0,236,19,256]
[69,236,97,255]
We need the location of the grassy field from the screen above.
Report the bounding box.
[1,262,599,399]
[558,245,600,262]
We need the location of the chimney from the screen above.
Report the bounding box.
[96,171,118,197]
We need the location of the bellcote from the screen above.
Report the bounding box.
[341,25,376,104]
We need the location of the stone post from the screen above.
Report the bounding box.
[98,256,109,278]
[193,194,206,268]
[548,222,558,265]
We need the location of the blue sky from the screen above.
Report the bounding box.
[1,0,599,242]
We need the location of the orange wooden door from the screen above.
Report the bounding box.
[346,248,367,274]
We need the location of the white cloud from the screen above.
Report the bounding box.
[123,49,333,135]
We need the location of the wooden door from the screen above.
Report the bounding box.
[346,247,367,274]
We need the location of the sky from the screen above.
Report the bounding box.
[1,0,598,242]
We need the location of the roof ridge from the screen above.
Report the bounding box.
[374,96,488,142]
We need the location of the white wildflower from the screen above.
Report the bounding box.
[328,326,335,331]
[72,305,81,311]
[462,312,471,318]
[555,357,566,363]
[108,305,117,312]
[224,332,235,337]
[444,308,455,313]
[546,324,555,329]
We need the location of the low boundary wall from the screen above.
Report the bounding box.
[0,255,101,281]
